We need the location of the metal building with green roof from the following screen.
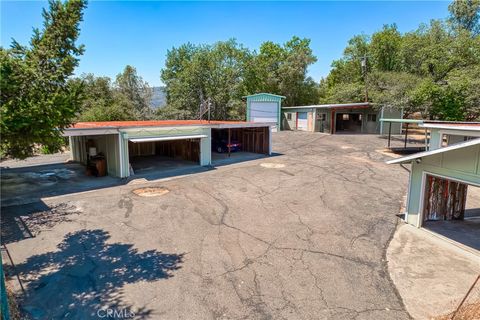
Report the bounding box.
[244,93,285,132]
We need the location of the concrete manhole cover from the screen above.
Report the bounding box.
[260,163,286,169]
[132,187,170,197]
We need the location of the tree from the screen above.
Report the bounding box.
[160,39,251,120]
[160,36,319,119]
[72,74,135,121]
[370,24,402,72]
[448,0,480,35]
[321,0,480,121]
[114,65,153,120]
[0,0,87,159]
[254,37,318,106]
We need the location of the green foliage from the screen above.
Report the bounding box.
[254,36,319,106]
[370,24,402,72]
[448,0,480,35]
[161,39,251,120]
[114,65,153,120]
[160,36,319,119]
[368,72,423,116]
[321,0,480,121]
[74,66,153,122]
[0,0,87,159]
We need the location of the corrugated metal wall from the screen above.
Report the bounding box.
[69,134,122,178]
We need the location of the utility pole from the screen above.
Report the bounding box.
[361,55,369,102]
[207,99,211,123]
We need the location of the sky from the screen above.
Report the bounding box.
[1,1,450,87]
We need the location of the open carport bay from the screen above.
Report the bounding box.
[212,127,270,154]
[128,138,201,175]
[211,126,271,165]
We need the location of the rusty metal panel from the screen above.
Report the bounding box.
[423,175,467,221]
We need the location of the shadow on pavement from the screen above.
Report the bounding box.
[14,229,184,319]
[0,162,123,207]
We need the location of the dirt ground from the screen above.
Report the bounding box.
[2,132,414,319]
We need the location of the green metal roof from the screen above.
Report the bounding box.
[380,118,423,124]
[244,93,286,101]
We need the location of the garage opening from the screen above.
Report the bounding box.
[128,138,201,175]
[422,175,480,251]
[296,112,308,131]
[211,127,270,165]
[335,113,362,133]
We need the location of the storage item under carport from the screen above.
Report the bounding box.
[86,156,106,177]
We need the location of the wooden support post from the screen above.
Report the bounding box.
[424,128,428,151]
[404,123,409,149]
[331,110,335,134]
[228,128,231,157]
[388,122,392,148]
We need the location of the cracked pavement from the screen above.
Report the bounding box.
[3,132,411,319]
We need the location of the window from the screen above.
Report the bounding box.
[286,113,292,120]
[317,113,326,121]
[342,114,350,121]
[367,114,377,122]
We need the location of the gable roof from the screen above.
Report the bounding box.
[243,93,286,99]
[387,138,480,165]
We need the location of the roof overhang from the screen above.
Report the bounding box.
[243,93,286,99]
[282,102,371,110]
[380,118,423,124]
[420,123,480,132]
[63,122,272,136]
[62,128,119,137]
[129,134,208,143]
[211,122,272,129]
[386,138,480,164]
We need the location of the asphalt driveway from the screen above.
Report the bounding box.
[2,132,411,319]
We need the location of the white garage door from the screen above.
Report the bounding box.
[250,102,278,123]
[297,112,308,131]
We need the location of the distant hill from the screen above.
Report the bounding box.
[151,86,166,108]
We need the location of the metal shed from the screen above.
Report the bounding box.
[64,120,272,179]
[245,93,285,132]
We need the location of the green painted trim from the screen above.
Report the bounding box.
[278,106,281,130]
[243,93,286,99]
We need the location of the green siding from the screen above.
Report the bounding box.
[406,143,480,226]
[119,127,211,176]
[245,93,284,127]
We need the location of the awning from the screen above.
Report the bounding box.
[129,134,207,143]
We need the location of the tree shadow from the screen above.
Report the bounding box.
[15,229,184,319]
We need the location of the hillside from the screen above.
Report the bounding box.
[151,86,166,108]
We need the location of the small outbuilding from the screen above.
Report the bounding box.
[245,93,285,132]
[388,122,480,231]
[282,103,402,134]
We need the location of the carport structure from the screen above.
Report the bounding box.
[64,120,272,178]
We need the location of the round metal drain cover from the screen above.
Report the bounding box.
[260,163,286,169]
[133,187,170,197]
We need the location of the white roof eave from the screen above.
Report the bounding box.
[386,138,480,165]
